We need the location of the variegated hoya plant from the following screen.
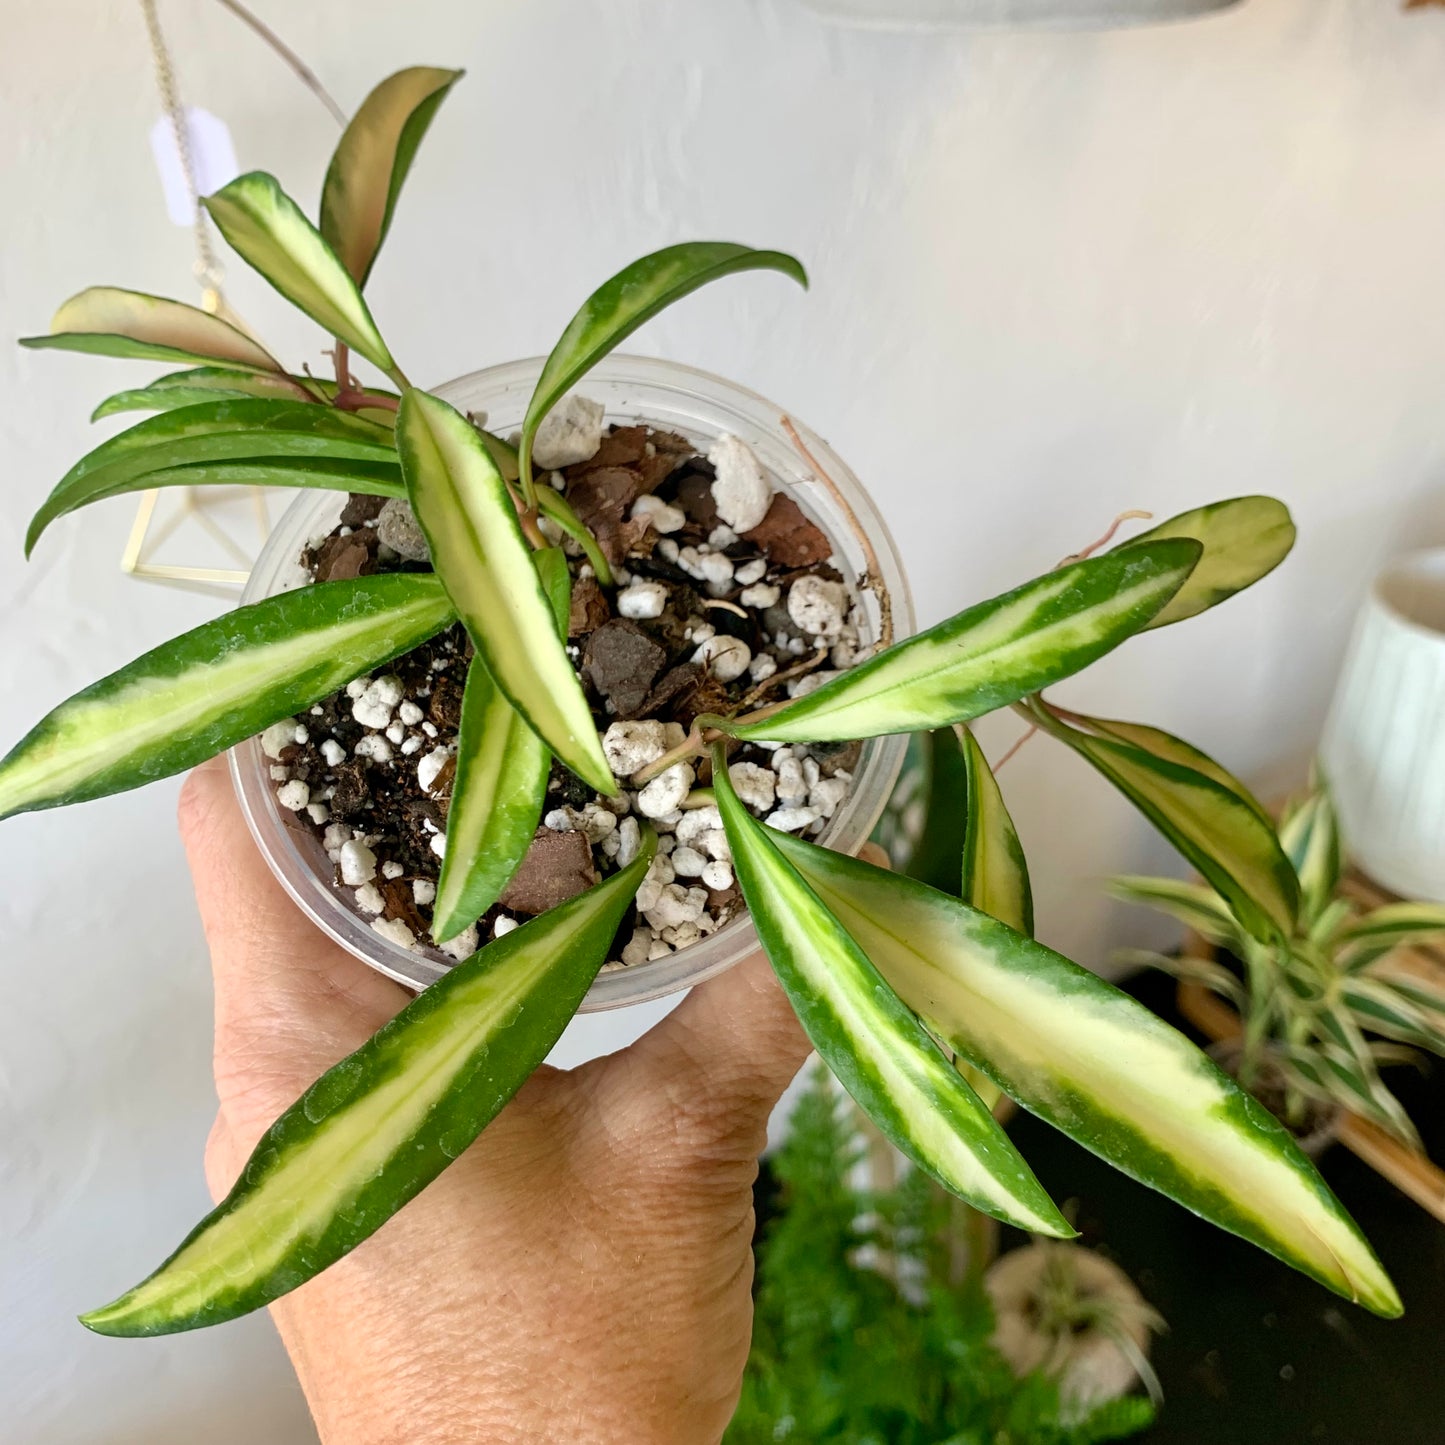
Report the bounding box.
[4,66,1402,1336]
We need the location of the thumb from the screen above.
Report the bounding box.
[614,841,894,1137]
[624,949,813,1125]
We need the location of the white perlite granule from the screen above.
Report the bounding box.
[339,839,378,886]
[532,393,604,468]
[707,434,771,532]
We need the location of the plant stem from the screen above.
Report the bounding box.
[535,488,614,586]
[632,728,707,786]
[517,435,539,513]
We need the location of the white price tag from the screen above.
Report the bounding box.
[149,107,240,226]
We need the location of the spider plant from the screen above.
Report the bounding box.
[4,65,1401,1336]
[1114,775,1445,1148]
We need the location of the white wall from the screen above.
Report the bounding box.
[5,1,1445,1438]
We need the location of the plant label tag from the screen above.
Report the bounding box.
[149,108,240,226]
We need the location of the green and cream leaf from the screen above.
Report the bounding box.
[1338,902,1445,972]
[203,172,398,377]
[714,761,1071,1237]
[772,836,1400,1318]
[1280,782,1344,919]
[0,576,454,819]
[959,725,1033,936]
[1033,706,1299,944]
[520,242,807,493]
[724,543,1202,745]
[431,550,572,943]
[26,399,401,554]
[397,389,615,795]
[1120,496,1296,629]
[81,841,653,1337]
[1109,876,1243,951]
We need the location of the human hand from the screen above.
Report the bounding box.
[179,758,814,1445]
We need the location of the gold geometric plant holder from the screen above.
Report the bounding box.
[120,483,273,598]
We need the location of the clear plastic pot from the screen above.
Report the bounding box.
[231,355,914,1011]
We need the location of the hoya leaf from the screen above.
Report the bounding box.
[91,368,398,421]
[1120,496,1296,629]
[25,399,400,554]
[81,840,653,1337]
[320,66,463,286]
[431,549,571,943]
[959,725,1033,936]
[203,172,397,377]
[19,287,281,371]
[397,389,615,795]
[520,243,807,488]
[773,836,1400,1318]
[0,575,453,819]
[1034,707,1300,944]
[714,760,1071,1237]
[1063,712,1273,825]
[1109,876,1243,951]
[901,728,969,895]
[725,542,1201,745]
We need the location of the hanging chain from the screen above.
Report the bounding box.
[139,0,228,314]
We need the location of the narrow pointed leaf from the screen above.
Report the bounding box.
[91,368,397,421]
[1109,876,1243,950]
[431,550,571,942]
[397,389,615,795]
[1113,947,1248,1010]
[1338,903,1445,972]
[1342,979,1445,1057]
[1119,496,1296,629]
[1369,972,1445,1017]
[773,836,1400,1317]
[0,575,452,819]
[1066,712,1273,825]
[520,242,807,484]
[1280,785,1343,918]
[118,457,405,497]
[19,287,281,371]
[203,172,396,375]
[26,399,400,553]
[1034,708,1299,944]
[81,840,653,1337]
[959,725,1033,936]
[725,542,1201,745]
[320,66,463,286]
[901,728,969,894]
[714,762,1071,1237]
[1313,1043,1418,1147]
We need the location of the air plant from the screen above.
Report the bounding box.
[1114,775,1445,1149]
[4,65,1401,1337]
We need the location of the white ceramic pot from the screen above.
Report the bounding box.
[1321,548,1445,903]
[799,0,1243,31]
